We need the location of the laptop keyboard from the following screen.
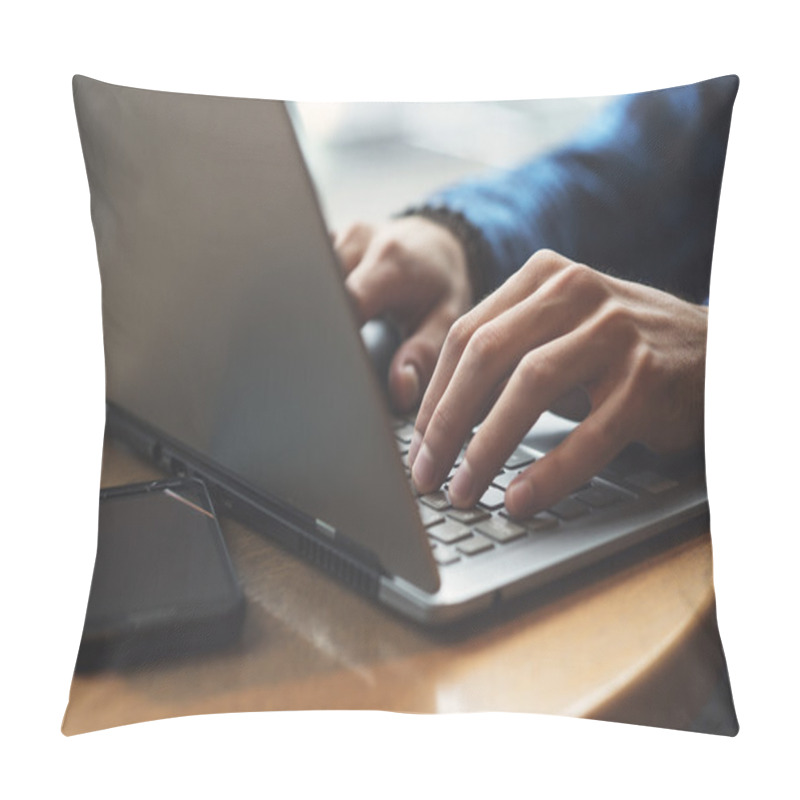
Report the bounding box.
[392,416,663,569]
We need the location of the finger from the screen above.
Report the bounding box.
[334,222,374,275]
[344,233,416,325]
[387,307,456,413]
[446,326,610,507]
[414,249,572,438]
[346,238,450,327]
[345,255,393,325]
[504,388,632,518]
[463,248,575,327]
[410,260,605,480]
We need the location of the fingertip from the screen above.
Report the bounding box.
[391,336,438,413]
[505,477,536,518]
[411,441,436,494]
[448,458,476,508]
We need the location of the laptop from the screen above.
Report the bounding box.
[72,75,709,625]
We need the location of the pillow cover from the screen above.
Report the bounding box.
[64,75,738,736]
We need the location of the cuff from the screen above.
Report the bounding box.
[397,205,496,302]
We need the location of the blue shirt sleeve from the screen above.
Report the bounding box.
[424,76,738,303]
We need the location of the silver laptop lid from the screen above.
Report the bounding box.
[73,75,440,593]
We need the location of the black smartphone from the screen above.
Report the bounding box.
[76,477,245,672]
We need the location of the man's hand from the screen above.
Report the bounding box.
[335,217,473,412]
[408,249,708,518]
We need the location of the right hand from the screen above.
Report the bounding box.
[335,216,474,412]
[408,249,709,517]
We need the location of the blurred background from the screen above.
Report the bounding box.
[291,97,611,231]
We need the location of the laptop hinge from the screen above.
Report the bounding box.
[104,403,388,599]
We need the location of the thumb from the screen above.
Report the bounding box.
[388,310,454,413]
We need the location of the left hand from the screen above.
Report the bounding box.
[334,216,473,412]
[408,249,708,518]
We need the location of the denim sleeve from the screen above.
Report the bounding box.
[424,76,738,303]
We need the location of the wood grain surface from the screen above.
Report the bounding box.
[62,439,730,735]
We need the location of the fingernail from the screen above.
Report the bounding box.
[412,441,436,492]
[449,458,475,507]
[408,429,422,467]
[506,478,534,515]
[399,363,420,409]
[448,458,475,506]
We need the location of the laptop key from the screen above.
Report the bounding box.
[447,507,491,525]
[394,422,416,444]
[475,517,526,544]
[575,485,626,508]
[418,504,445,527]
[500,509,559,533]
[492,470,520,490]
[624,470,678,494]
[478,485,506,511]
[452,444,469,468]
[428,518,472,544]
[549,497,590,520]
[522,513,559,534]
[430,542,461,566]
[504,445,537,469]
[456,534,494,556]
[420,491,452,511]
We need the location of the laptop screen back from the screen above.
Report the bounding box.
[73,76,440,593]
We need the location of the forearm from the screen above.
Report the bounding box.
[423,76,739,303]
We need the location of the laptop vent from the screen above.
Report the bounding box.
[295,535,380,598]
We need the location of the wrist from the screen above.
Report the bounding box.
[397,205,494,302]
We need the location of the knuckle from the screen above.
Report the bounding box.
[444,314,473,355]
[530,247,560,266]
[465,321,504,367]
[515,350,556,393]
[341,221,369,243]
[429,402,458,442]
[628,344,660,391]
[520,248,559,278]
[592,299,637,346]
[599,299,627,330]
[375,234,406,265]
[552,261,598,296]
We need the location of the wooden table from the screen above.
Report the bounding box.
[62,439,732,735]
